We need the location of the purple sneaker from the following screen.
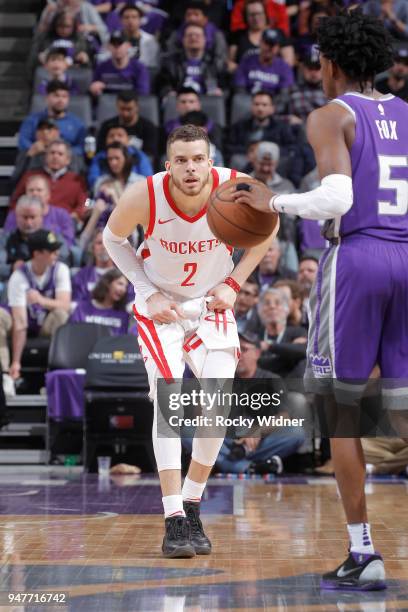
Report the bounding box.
[321,551,386,591]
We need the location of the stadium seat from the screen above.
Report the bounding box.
[48,322,111,371]
[33,67,93,95]
[30,94,92,125]
[163,94,226,127]
[96,94,160,127]
[83,334,154,472]
[231,93,252,124]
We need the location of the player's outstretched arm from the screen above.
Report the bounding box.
[232,104,354,220]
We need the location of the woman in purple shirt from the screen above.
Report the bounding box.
[70,268,130,336]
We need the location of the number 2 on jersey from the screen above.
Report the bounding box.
[181,262,197,286]
[378,155,408,215]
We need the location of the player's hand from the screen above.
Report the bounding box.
[206,283,236,311]
[146,292,186,324]
[232,181,276,213]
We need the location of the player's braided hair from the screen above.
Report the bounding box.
[316,9,394,91]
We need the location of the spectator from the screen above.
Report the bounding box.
[94,142,146,193]
[107,1,169,38]
[89,125,152,191]
[72,229,114,302]
[376,47,408,100]
[234,276,261,334]
[11,140,89,221]
[251,141,295,193]
[211,331,304,475]
[96,91,158,161]
[230,0,289,37]
[18,81,86,155]
[163,87,223,151]
[295,6,329,58]
[36,49,79,96]
[70,269,130,336]
[165,0,227,29]
[90,31,150,97]
[73,226,134,302]
[363,0,408,41]
[89,0,112,20]
[37,0,108,45]
[5,229,71,381]
[279,46,327,122]
[234,28,294,95]
[12,119,84,186]
[119,4,160,68]
[166,1,227,71]
[362,438,408,474]
[5,175,75,248]
[297,255,318,296]
[158,23,224,98]
[226,91,296,170]
[256,239,296,291]
[229,0,268,72]
[83,144,146,246]
[3,196,70,272]
[31,9,94,70]
[180,111,224,165]
[257,288,307,377]
[274,279,304,328]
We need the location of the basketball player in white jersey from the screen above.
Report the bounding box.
[103,125,278,558]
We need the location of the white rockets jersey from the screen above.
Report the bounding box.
[136,167,237,300]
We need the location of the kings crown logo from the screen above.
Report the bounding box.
[310,353,332,377]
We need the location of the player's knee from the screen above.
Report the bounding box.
[192,437,225,467]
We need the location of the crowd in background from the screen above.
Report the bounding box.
[1,0,407,474]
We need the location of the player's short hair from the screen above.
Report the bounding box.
[316,9,394,90]
[166,124,210,157]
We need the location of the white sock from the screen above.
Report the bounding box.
[347,522,375,554]
[182,476,206,502]
[162,494,185,518]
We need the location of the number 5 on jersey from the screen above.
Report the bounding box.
[378,155,408,215]
[181,262,197,286]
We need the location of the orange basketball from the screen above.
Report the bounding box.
[207,177,279,248]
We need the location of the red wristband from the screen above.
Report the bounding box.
[223,276,241,294]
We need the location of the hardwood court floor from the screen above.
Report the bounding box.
[0,471,407,611]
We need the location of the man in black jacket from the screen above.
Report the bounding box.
[158,23,224,98]
[226,90,297,172]
[96,91,158,163]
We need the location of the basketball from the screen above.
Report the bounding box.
[207,177,279,248]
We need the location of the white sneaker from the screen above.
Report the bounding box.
[2,374,15,397]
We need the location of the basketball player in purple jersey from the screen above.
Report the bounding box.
[234,9,408,591]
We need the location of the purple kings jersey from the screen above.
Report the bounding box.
[332,93,408,242]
